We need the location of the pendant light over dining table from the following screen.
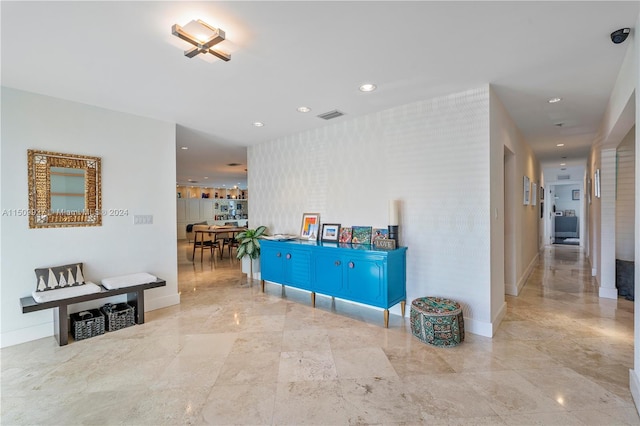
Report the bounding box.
[171,19,231,61]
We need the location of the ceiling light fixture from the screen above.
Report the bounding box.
[556,143,565,147]
[171,19,231,61]
[297,106,311,113]
[253,122,264,127]
[548,97,562,103]
[180,146,189,150]
[359,83,377,92]
[560,163,566,166]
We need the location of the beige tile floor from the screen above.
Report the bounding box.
[2,242,639,425]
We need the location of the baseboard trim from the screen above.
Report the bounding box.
[464,317,493,338]
[1,323,53,348]
[145,293,181,312]
[598,286,618,300]
[491,301,507,336]
[630,370,640,417]
[506,252,539,296]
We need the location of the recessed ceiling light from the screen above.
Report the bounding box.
[560,163,566,166]
[253,122,264,127]
[297,106,311,113]
[359,83,377,92]
[556,143,565,147]
[204,176,208,179]
[548,97,562,103]
[181,146,189,150]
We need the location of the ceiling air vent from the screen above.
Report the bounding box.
[557,174,570,180]
[317,110,345,120]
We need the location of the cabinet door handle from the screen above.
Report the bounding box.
[276,252,281,257]
[286,253,292,259]
[334,260,341,266]
[348,261,355,269]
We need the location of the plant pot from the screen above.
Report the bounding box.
[241,256,261,280]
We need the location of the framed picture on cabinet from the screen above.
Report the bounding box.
[351,226,372,245]
[338,227,352,243]
[321,223,341,242]
[371,228,389,243]
[300,213,320,240]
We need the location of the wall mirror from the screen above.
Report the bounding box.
[28,149,102,228]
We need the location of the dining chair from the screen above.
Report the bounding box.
[192,225,221,262]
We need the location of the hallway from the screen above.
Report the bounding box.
[1,243,638,425]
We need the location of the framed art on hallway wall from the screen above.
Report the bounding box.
[523,176,530,205]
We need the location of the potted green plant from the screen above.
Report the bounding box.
[235,225,267,281]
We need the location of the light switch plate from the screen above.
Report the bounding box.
[134,215,153,225]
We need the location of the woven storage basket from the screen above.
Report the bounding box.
[70,309,105,341]
[101,303,135,332]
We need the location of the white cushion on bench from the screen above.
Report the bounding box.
[32,282,102,303]
[101,273,158,290]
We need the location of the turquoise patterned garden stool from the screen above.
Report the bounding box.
[410,297,465,347]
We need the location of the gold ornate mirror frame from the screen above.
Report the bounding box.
[28,149,102,228]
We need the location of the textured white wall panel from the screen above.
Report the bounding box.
[250,87,494,332]
[616,127,635,261]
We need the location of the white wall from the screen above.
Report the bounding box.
[490,89,541,302]
[616,126,635,261]
[0,88,180,347]
[249,86,531,337]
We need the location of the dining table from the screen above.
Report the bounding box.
[192,226,247,262]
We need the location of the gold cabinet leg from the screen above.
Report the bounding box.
[311,292,316,308]
[400,300,406,317]
[261,279,265,292]
[384,309,389,328]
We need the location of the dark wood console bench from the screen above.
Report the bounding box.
[20,278,166,346]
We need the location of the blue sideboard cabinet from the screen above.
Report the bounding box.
[260,239,407,327]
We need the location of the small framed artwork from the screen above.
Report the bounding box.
[523,176,530,205]
[339,227,352,243]
[321,223,341,242]
[572,189,580,201]
[531,182,537,206]
[351,226,372,245]
[371,228,389,243]
[300,213,320,240]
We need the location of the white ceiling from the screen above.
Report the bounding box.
[2,1,638,188]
